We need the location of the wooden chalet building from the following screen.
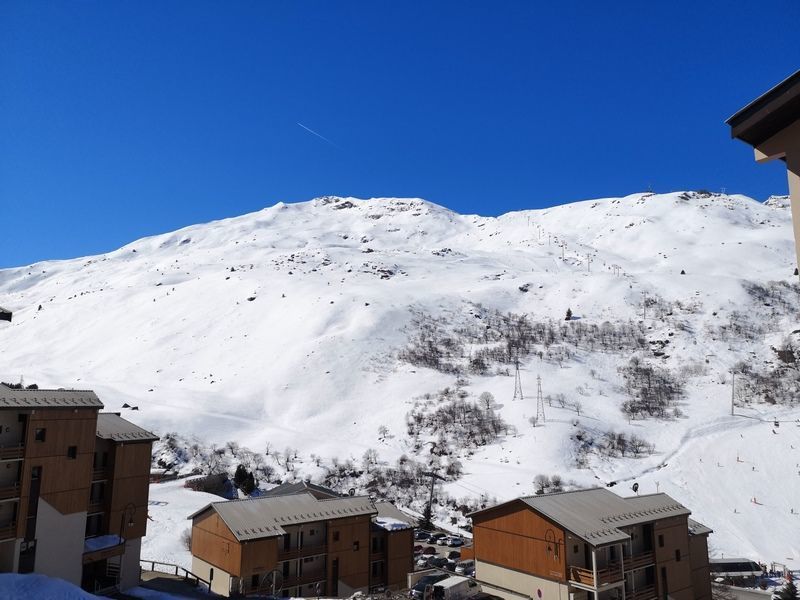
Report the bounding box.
[469,488,712,600]
[188,483,415,597]
[0,384,156,594]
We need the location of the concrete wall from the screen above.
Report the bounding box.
[193,554,234,597]
[119,537,141,591]
[33,498,86,586]
[476,560,569,600]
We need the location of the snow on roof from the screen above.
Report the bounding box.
[96,412,158,442]
[188,491,377,542]
[471,488,691,547]
[84,534,124,553]
[259,481,340,499]
[0,573,101,599]
[373,501,417,530]
[0,384,103,409]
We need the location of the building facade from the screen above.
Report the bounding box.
[469,488,712,600]
[0,384,156,594]
[189,488,415,597]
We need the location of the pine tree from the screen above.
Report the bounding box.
[565,308,572,321]
[233,464,248,488]
[242,472,257,495]
[775,577,799,600]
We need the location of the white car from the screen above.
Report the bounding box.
[446,536,464,547]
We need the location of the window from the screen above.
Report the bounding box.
[554,542,560,560]
[67,446,77,459]
[31,466,42,480]
[34,428,46,442]
[309,528,316,536]
[658,534,664,548]
[353,541,359,551]
[252,574,260,589]
[675,549,681,562]
[333,531,340,542]
[282,562,290,577]
[573,545,579,554]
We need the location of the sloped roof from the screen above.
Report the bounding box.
[687,517,713,536]
[96,413,158,443]
[188,491,378,542]
[0,384,103,409]
[727,69,800,149]
[471,488,690,547]
[373,501,418,531]
[260,481,340,500]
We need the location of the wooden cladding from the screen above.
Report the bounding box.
[472,501,567,582]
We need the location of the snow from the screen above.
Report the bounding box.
[0,573,100,599]
[83,534,123,553]
[142,479,222,570]
[1,192,799,566]
[373,517,411,531]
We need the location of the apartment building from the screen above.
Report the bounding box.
[0,384,156,594]
[188,488,416,597]
[469,488,712,600]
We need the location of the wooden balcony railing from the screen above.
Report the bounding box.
[0,444,24,460]
[568,562,623,588]
[0,522,16,541]
[626,584,657,600]
[92,469,109,481]
[277,543,327,560]
[624,550,655,572]
[0,484,20,501]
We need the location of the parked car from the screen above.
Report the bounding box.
[446,536,464,547]
[429,532,447,544]
[463,565,475,578]
[455,560,475,575]
[414,545,424,554]
[416,556,431,568]
[415,530,431,541]
[422,546,437,555]
[443,561,457,572]
[447,550,462,561]
[410,573,450,599]
[428,557,450,569]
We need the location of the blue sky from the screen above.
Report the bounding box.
[1,1,798,268]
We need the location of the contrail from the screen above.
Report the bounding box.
[297,122,338,147]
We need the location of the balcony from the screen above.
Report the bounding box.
[88,501,105,514]
[277,543,327,560]
[624,550,655,572]
[568,563,623,588]
[0,521,16,541]
[0,444,23,460]
[626,584,657,600]
[92,469,109,481]
[0,484,20,501]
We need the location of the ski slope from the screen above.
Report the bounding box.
[0,192,798,564]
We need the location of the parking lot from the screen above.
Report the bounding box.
[413,529,474,575]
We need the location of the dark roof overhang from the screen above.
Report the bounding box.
[726,69,800,152]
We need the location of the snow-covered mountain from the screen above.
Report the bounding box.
[1,192,799,563]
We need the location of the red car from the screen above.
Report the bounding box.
[422,546,437,555]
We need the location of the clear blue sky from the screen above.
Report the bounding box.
[1,1,798,268]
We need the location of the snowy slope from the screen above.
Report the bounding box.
[1,192,798,564]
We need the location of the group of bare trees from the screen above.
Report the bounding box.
[572,426,655,468]
[619,357,684,419]
[405,386,512,454]
[399,305,650,376]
